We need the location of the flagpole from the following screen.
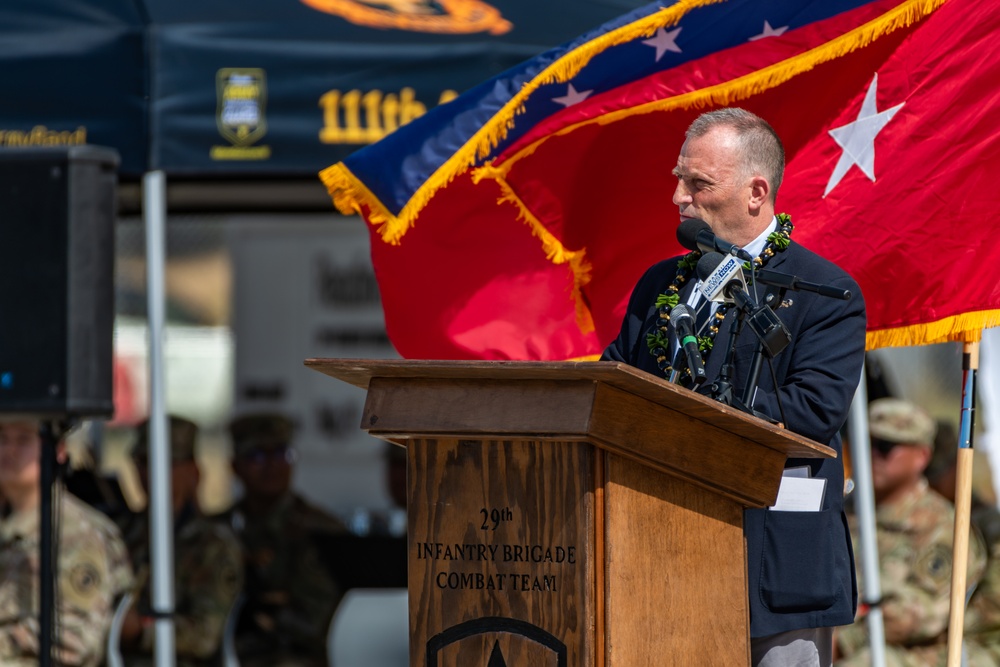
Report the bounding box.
[847,370,887,667]
[947,340,978,666]
[143,169,177,667]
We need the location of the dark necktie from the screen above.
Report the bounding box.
[691,291,714,337]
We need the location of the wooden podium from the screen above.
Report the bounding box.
[307,359,835,667]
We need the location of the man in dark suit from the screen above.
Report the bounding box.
[602,108,866,666]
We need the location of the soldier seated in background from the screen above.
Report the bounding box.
[0,418,132,667]
[365,443,408,538]
[835,398,987,665]
[926,420,1000,665]
[117,415,243,667]
[220,412,347,667]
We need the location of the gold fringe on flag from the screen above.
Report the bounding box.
[322,0,945,246]
[866,310,1000,350]
[320,0,722,244]
[473,165,596,335]
[318,163,406,241]
[497,0,947,172]
[321,0,947,317]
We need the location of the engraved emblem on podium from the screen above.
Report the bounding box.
[426,617,567,667]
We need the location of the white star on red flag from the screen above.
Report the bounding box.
[824,73,904,197]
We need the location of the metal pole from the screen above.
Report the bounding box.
[847,370,886,667]
[142,169,176,667]
[38,422,58,667]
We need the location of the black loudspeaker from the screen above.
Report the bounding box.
[0,146,118,417]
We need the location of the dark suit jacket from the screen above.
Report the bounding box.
[602,240,866,637]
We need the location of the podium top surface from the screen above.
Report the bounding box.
[305,359,835,460]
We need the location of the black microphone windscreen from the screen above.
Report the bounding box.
[695,252,726,281]
[676,218,711,251]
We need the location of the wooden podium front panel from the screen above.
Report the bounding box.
[408,438,596,667]
[604,453,749,666]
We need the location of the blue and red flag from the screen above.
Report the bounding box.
[321,0,1000,360]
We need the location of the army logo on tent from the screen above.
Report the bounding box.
[212,68,272,161]
[299,0,512,35]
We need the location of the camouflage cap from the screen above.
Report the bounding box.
[133,415,199,462]
[228,412,295,458]
[868,397,936,447]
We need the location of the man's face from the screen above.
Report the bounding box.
[134,456,201,513]
[232,443,295,502]
[0,421,41,493]
[870,438,930,502]
[672,126,754,244]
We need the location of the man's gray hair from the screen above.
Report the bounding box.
[686,108,785,201]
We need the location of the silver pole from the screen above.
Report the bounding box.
[847,370,886,667]
[142,170,176,667]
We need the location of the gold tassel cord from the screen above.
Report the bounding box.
[490,174,596,335]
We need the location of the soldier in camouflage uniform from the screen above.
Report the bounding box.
[963,504,1000,664]
[220,413,347,667]
[926,421,1000,665]
[117,415,243,667]
[835,398,988,666]
[0,418,133,667]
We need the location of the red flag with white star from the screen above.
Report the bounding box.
[782,0,1000,347]
[322,0,1000,359]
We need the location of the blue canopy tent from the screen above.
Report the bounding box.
[3,0,654,177]
[0,1,147,170]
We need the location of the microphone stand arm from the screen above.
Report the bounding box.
[738,286,790,411]
[711,308,745,407]
[736,270,854,408]
[740,284,800,421]
[713,288,786,412]
[749,269,852,301]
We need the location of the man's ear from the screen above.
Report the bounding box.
[55,441,68,465]
[914,446,934,474]
[748,176,770,212]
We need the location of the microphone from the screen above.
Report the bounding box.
[676,218,754,262]
[697,252,749,304]
[696,252,791,358]
[669,303,707,388]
